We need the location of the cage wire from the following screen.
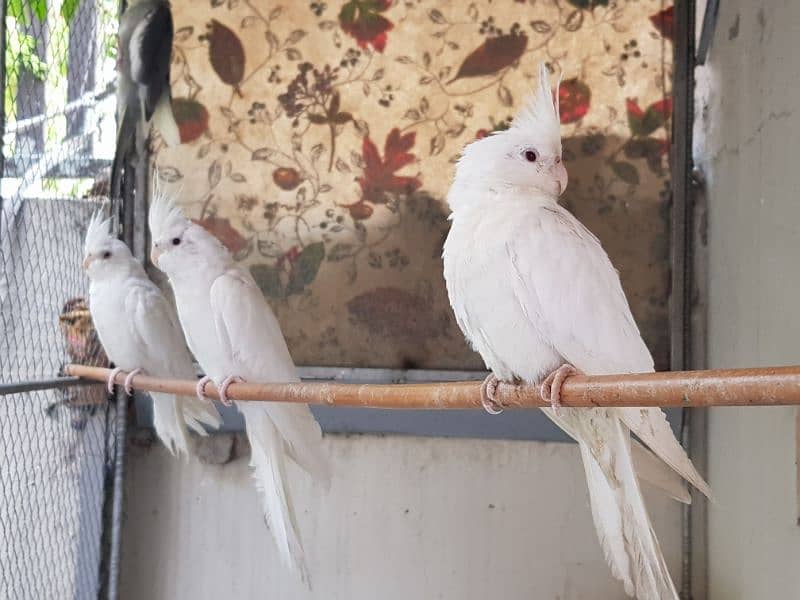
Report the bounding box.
[0,0,121,598]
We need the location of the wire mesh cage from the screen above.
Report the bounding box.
[0,0,120,598]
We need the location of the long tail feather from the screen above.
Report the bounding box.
[578,421,680,600]
[265,403,330,488]
[150,391,191,458]
[110,107,136,200]
[547,409,692,504]
[630,441,691,505]
[238,401,310,584]
[620,407,713,501]
[178,394,222,436]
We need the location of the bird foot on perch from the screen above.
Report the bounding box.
[123,368,142,395]
[540,364,579,413]
[219,375,246,407]
[107,367,124,394]
[196,375,212,402]
[480,373,504,414]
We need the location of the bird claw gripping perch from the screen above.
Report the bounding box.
[540,364,578,413]
[123,368,142,395]
[196,375,212,402]
[218,375,246,407]
[480,373,504,415]
[107,367,124,394]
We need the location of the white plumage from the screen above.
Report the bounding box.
[443,63,711,599]
[148,184,329,582]
[83,210,221,456]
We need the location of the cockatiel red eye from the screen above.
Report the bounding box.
[524,150,538,162]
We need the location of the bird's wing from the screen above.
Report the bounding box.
[124,282,221,442]
[209,268,329,481]
[509,204,711,498]
[209,268,297,381]
[507,204,653,376]
[128,1,173,121]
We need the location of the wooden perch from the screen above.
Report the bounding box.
[64,364,800,409]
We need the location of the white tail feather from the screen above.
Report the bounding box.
[179,394,222,436]
[265,403,330,488]
[150,391,191,458]
[578,421,679,600]
[239,402,310,584]
[631,441,691,505]
[620,408,713,502]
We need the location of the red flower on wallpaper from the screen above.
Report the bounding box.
[650,6,674,41]
[347,128,421,218]
[192,216,248,254]
[338,0,394,53]
[626,97,672,137]
[558,79,591,124]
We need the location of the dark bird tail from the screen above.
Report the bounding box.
[109,105,137,200]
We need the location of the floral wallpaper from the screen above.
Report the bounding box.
[155,0,675,370]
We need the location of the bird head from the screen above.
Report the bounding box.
[82,210,134,279]
[449,63,567,209]
[148,174,229,277]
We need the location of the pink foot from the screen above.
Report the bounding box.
[196,375,212,402]
[107,367,124,394]
[540,364,578,413]
[123,368,142,395]
[218,375,245,407]
[480,373,504,415]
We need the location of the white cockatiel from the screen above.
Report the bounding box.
[83,211,221,456]
[148,185,329,582]
[443,64,712,600]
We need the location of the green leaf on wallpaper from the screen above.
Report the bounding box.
[250,264,284,299]
[611,161,640,185]
[623,138,664,159]
[286,242,325,295]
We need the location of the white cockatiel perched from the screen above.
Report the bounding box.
[443,64,712,600]
[148,184,329,582]
[111,0,179,198]
[83,211,221,456]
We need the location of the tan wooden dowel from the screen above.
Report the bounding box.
[64,364,800,409]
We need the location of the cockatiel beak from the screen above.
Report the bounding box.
[82,256,93,271]
[552,157,568,196]
[150,245,164,267]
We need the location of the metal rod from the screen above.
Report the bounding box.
[65,364,800,409]
[696,0,721,65]
[106,388,127,600]
[0,375,100,395]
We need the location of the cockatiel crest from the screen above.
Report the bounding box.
[148,175,190,242]
[83,208,114,257]
[449,63,567,208]
[510,62,562,154]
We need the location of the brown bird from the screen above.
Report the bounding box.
[51,297,110,429]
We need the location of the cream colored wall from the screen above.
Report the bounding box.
[697,1,800,598]
[120,435,682,599]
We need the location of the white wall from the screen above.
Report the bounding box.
[120,434,682,599]
[697,1,800,598]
